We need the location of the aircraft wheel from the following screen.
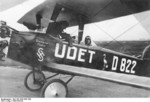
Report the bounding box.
[41,79,68,98]
[24,70,46,91]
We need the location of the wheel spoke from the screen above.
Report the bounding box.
[41,79,68,97]
[24,70,45,91]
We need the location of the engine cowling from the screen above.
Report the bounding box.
[0,21,12,59]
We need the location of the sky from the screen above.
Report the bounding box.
[65,14,150,41]
[0,0,150,41]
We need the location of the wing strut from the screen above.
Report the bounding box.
[50,4,62,21]
[78,15,85,44]
[50,4,86,44]
[46,4,62,33]
[36,13,42,29]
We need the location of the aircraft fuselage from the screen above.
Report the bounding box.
[6,32,150,77]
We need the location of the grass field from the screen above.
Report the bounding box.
[94,40,150,56]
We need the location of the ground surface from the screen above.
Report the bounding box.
[0,66,150,98]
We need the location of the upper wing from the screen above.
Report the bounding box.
[0,0,46,31]
[18,0,150,29]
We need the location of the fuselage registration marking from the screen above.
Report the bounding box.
[37,43,137,74]
[112,56,137,74]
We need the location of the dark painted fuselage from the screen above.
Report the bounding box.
[7,31,150,77]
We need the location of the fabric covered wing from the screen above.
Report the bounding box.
[18,0,150,29]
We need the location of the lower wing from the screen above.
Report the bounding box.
[46,62,150,89]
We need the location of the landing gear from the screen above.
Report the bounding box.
[24,70,46,91]
[24,69,74,97]
[41,79,68,97]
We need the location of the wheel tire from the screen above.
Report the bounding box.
[41,79,68,98]
[24,70,46,91]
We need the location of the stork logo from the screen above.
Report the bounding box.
[102,54,108,70]
[37,48,45,62]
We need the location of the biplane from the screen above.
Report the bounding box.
[1,0,150,97]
